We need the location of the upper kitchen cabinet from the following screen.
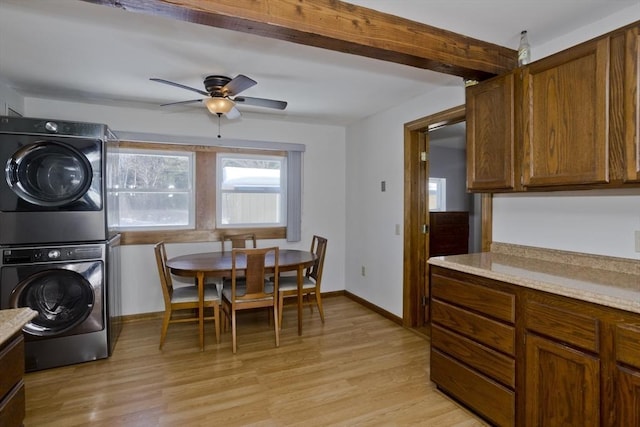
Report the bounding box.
[624,26,640,183]
[466,21,640,192]
[521,38,610,187]
[466,73,517,191]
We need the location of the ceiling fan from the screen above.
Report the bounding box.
[150,74,287,119]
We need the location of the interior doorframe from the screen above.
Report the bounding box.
[402,105,493,328]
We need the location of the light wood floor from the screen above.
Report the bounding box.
[23,296,487,426]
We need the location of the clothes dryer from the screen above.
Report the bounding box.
[0,237,121,371]
[0,116,117,245]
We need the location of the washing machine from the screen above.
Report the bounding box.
[0,236,121,371]
[0,115,118,245]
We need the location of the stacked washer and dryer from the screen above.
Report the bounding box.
[0,116,121,372]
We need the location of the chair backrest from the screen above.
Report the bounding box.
[154,241,173,307]
[231,247,279,300]
[307,235,328,284]
[221,232,257,253]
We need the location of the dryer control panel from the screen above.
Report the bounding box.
[2,245,103,264]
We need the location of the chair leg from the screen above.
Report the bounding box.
[278,292,284,330]
[231,309,238,354]
[213,304,221,344]
[273,304,280,348]
[159,311,171,349]
[315,291,325,323]
[306,293,313,314]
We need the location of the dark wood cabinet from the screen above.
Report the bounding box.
[465,21,640,192]
[525,333,600,426]
[522,37,610,187]
[0,333,26,427]
[429,211,469,257]
[430,265,640,426]
[613,323,640,426]
[430,268,516,427]
[624,26,640,183]
[466,72,517,191]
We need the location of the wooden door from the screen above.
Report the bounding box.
[522,38,610,187]
[525,333,600,426]
[466,72,517,191]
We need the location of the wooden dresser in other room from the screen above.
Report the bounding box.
[429,211,469,257]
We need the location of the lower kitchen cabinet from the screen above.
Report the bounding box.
[614,323,640,426]
[0,332,26,427]
[429,265,640,426]
[430,267,516,426]
[525,333,600,425]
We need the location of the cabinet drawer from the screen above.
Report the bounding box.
[0,335,24,401]
[616,323,640,369]
[432,299,515,355]
[0,382,25,427]
[431,273,515,323]
[525,299,599,353]
[431,324,515,388]
[431,349,515,427]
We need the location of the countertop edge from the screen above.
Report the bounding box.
[0,308,38,345]
[428,256,640,314]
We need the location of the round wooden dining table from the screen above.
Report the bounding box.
[166,249,316,349]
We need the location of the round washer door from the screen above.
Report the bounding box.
[10,269,95,337]
[5,141,93,207]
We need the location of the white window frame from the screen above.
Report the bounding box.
[429,177,447,212]
[109,148,196,231]
[216,153,287,228]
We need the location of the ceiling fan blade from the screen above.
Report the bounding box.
[225,107,241,119]
[223,74,257,96]
[160,99,203,107]
[234,96,287,110]
[150,78,209,96]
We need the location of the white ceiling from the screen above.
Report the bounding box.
[0,0,637,126]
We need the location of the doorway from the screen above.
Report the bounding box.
[402,105,492,334]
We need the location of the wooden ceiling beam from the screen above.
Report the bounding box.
[81,0,517,80]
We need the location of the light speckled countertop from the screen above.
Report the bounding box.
[0,308,37,345]
[428,243,640,314]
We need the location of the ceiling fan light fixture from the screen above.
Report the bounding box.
[204,97,235,114]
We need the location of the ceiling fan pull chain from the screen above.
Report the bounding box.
[217,112,222,138]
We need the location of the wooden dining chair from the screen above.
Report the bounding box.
[221,247,280,353]
[220,232,257,253]
[154,241,221,349]
[278,235,328,329]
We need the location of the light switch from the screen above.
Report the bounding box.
[381,181,386,192]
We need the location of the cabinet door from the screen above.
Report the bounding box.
[615,366,640,426]
[522,38,610,187]
[466,73,516,191]
[625,26,640,182]
[525,333,600,426]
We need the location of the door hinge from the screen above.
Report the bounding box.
[420,151,428,162]
[422,224,429,234]
[422,295,428,306]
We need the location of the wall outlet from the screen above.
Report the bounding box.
[636,230,640,253]
[361,266,366,276]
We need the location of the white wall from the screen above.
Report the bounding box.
[24,99,347,315]
[345,86,465,316]
[0,84,24,116]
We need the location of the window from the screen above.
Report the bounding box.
[429,177,446,211]
[216,153,286,227]
[108,148,195,229]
